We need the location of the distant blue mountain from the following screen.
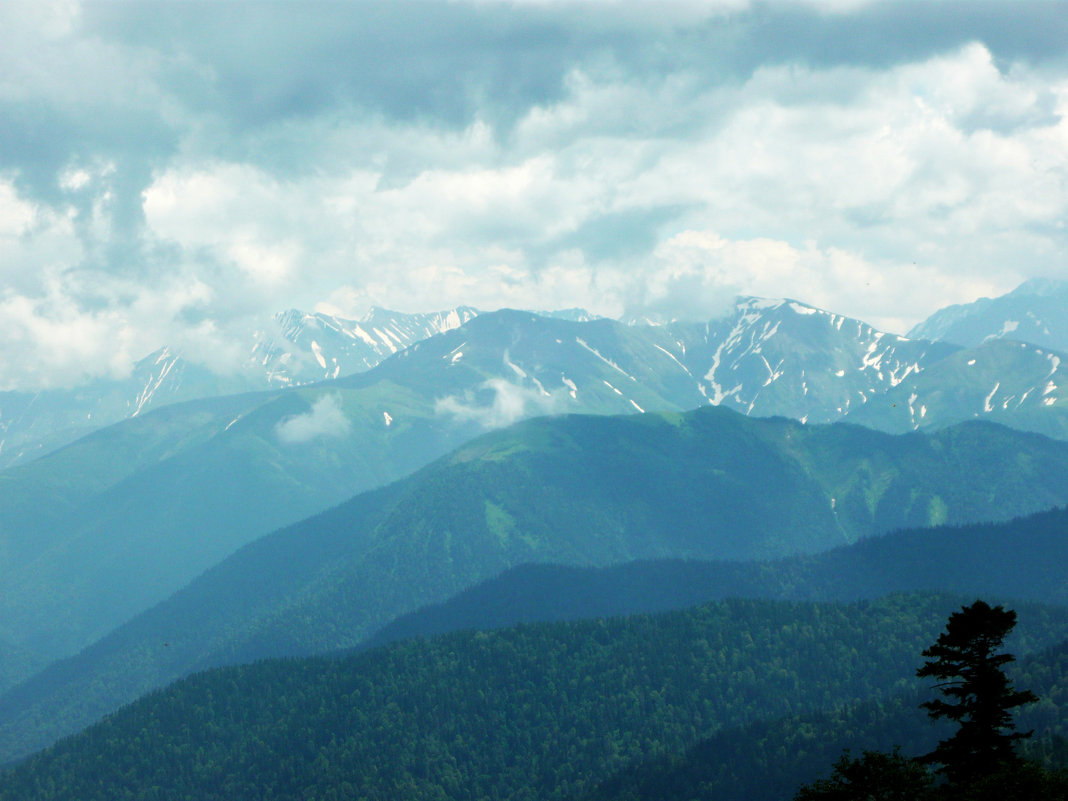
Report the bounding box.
[909,278,1068,352]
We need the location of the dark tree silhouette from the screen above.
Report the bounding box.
[794,748,933,801]
[916,600,1037,784]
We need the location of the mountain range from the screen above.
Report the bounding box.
[3,286,1068,689]
[3,279,1068,779]
[366,506,1068,651]
[5,280,1068,477]
[4,408,1068,762]
[7,279,1068,472]
[0,310,717,675]
[0,306,479,469]
[909,277,1068,352]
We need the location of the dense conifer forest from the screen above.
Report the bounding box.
[4,594,1068,800]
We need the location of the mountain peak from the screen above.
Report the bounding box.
[1009,277,1068,298]
[909,278,1068,352]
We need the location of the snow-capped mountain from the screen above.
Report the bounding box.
[356,299,964,433]
[253,306,479,386]
[908,278,1068,353]
[846,337,1067,439]
[0,306,479,468]
[5,284,1068,472]
[390,297,962,430]
[666,298,958,424]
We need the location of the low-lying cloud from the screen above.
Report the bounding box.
[275,393,352,444]
[436,378,565,430]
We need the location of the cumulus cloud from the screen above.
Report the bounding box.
[275,393,352,444]
[631,230,1005,334]
[436,378,566,430]
[1,2,1067,387]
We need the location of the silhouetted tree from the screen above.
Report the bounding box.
[916,600,1037,784]
[794,748,933,801]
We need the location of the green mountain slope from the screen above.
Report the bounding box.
[5,409,1068,762]
[365,506,1068,649]
[2,594,1067,801]
[0,310,707,675]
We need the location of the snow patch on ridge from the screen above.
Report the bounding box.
[350,325,379,348]
[373,328,398,353]
[576,337,633,380]
[654,344,690,374]
[134,349,179,416]
[504,352,527,379]
[984,382,1001,413]
[760,355,784,386]
[744,297,784,311]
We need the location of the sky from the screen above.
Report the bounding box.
[1,0,1067,390]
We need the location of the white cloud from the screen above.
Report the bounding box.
[275,393,352,444]
[639,230,1006,333]
[0,181,37,238]
[0,297,125,387]
[0,268,229,391]
[146,42,1062,332]
[3,5,1068,389]
[0,180,82,294]
[436,378,565,429]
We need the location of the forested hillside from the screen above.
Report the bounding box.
[583,633,1068,801]
[4,595,1068,800]
[367,506,1068,648]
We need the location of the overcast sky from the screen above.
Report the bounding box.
[2,0,1067,389]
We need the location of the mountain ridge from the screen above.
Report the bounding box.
[0,305,480,469]
[908,278,1068,352]
[4,408,1068,762]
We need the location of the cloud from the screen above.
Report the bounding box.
[436,378,565,429]
[1,3,1067,388]
[633,230,1006,334]
[275,393,352,444]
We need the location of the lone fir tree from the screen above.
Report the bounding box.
[916,600,1037,784]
